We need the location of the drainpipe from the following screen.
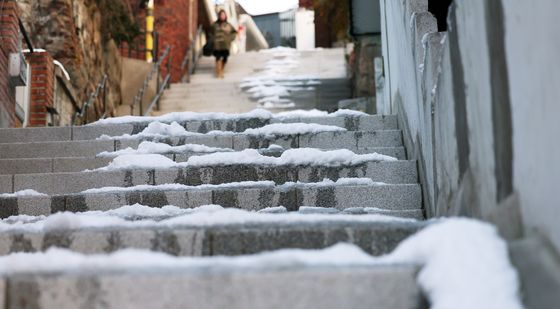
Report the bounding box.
[146,0,155,63]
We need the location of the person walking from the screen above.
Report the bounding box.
[211,9,237,79]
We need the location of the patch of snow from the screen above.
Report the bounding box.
[91,109,275,126]
[262,144,285,152]
[0,204,413,233]
[277,148,398,166]
[97,141,232,157]
[257,206,288,214]
[0,190,47,198]
[82,181,277,194]
[92,108,367,127]
[243,123,346,137]
[0,218,523,309]
[95,148,398,171]
[329,109,368,117]
[378,219,523,309]
[99,154,177,171]
[82,178,380,195]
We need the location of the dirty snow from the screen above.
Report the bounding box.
[0,218,523,309]
[97,141,233,157]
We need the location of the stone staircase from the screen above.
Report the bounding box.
[0,110,429,308]
[154,48,351,115]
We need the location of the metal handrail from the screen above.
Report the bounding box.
[72,74,107,125]
[130,45,171,115]
[145,73,171,116]
[181,26,205,83]
[18,18,34,53]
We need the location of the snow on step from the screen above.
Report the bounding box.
[97,121,347,140]
[0,129,403,159]
[0,204,424,256]
[5,160,417,195]
[2,247,422,309]
[98,148,397,171]
[91,108,365,126]
[0,219,523,309]
[0,113,398,144]
[0,179,422,218]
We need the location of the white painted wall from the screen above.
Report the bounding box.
[503,0,560,249]
[295,9,315,50]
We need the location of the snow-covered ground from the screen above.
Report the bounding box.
[0,217,523,309]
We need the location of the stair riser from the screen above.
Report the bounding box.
[0,222,424,256]
[0,131,403,159]
[5,266,423,309]
[0,184,422,218]
[0,116,398,144]
[5,162,418,195]
[0,147,407,175]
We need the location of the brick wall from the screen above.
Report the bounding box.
[123,0,199,82]
[0,0,22,127]
[26,52,55,127]
[299,0,313,9]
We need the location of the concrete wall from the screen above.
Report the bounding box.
[119,58,157,117]
[380,0,560,305]
[502,0,560,252]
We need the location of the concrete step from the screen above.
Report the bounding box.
[0,147,407,175]
[0,212,425,256]
[0,182,422,218]
[0,131,404,159]
[3,264,423,309]
[2,160,418,195]
[0,115,398,143]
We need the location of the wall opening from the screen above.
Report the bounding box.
[428,0,453,31]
